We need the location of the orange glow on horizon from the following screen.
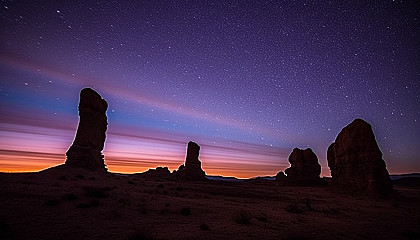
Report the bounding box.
[4,150,411,178]
[0,155,410,179]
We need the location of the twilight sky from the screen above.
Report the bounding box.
[0,1,419,178]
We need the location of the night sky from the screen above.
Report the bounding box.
[1,1,419,177]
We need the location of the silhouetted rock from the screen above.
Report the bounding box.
[327,119,393,195]
[275,171,286,180]
[138,167,172,180]
[175,141,206,181]
[284,148,321,184]
[66,88,108,171]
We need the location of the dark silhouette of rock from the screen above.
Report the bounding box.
[65,88,108,171]
[327,119,393,195]
[138,167,172,180]
[284,148,321,184]
[175,141,206,181]
[275,171,286,181]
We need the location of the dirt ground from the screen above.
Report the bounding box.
[1,167,419,240]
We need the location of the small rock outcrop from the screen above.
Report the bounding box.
[275,171,286,181]
[175,141,206,181]
[327,119,393,195]
[138,167,172,180]
[66,88,108,171]
[284,148,321,184]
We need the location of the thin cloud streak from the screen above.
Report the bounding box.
[1,54,292,138]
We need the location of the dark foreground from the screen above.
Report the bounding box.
[1,167,419,240]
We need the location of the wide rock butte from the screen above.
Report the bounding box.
[327,119,393,195]
[284,148,321,184]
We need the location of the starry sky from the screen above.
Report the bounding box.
[0,1,419,178]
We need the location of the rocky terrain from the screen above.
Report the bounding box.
[0,168,419,240]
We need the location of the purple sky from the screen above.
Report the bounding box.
[0,1,419,177]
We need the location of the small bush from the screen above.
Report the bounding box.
[0,219,12,239]
[181,207,191,216]
[176,187,183,191]
[157,184,164,188]
[45,199,60,206]
[323,206,340,215]
[84,186,110,198]
[286,204,303,214]
[304,198,313,211]
[128,180,136,185]
[118,198,131,206]
[62,193,78,201]
[257,216,268,222]
[76,203,90,208]
[234,210,251,224]
[286,234,308,240]
[76,200,100,208]
[126,228,157,240]
[401,230,420,240]
[90,200,100,207]
[199,223,210,231]
[139,208,147,215]
[75,174,85,179]
[58,175,68,180]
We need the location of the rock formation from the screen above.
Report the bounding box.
[275,171,286,181]
[175,141,206,181]
[284,148,321,184]
[138,167,172,180]
[327,119,393,195]
[66,88,108,171]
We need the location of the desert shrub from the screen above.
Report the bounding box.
[44,199,60,206]
[0,219,12,239]
[83,186,110,198]
[75,174,85,179]
[233,210,251,224]
[90,200,100,207]
[118,198,131,206]
[286,203,303,214]
[199,223,210,231]
[62,193,78,201]
[157,184,164,188]
[128,180,136,185]
[126,228,157,240]
[401,230,420,240]
[76,200,100,208]
[19,180,32,185]
[58,175,68,180]
[139,208,147,215]
[181,207,191,216]
[175,187,183,191]
[392,201,400,208]
[303,198,313,210]
[286,234,308,240]
[257,216,268,222]
[76,203,90,208]
[323,206,340,215]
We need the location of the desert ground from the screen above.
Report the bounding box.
[1,166,419,240]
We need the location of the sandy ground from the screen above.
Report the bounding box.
[1,167,419,240]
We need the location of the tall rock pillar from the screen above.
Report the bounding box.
[66,88,108,171]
